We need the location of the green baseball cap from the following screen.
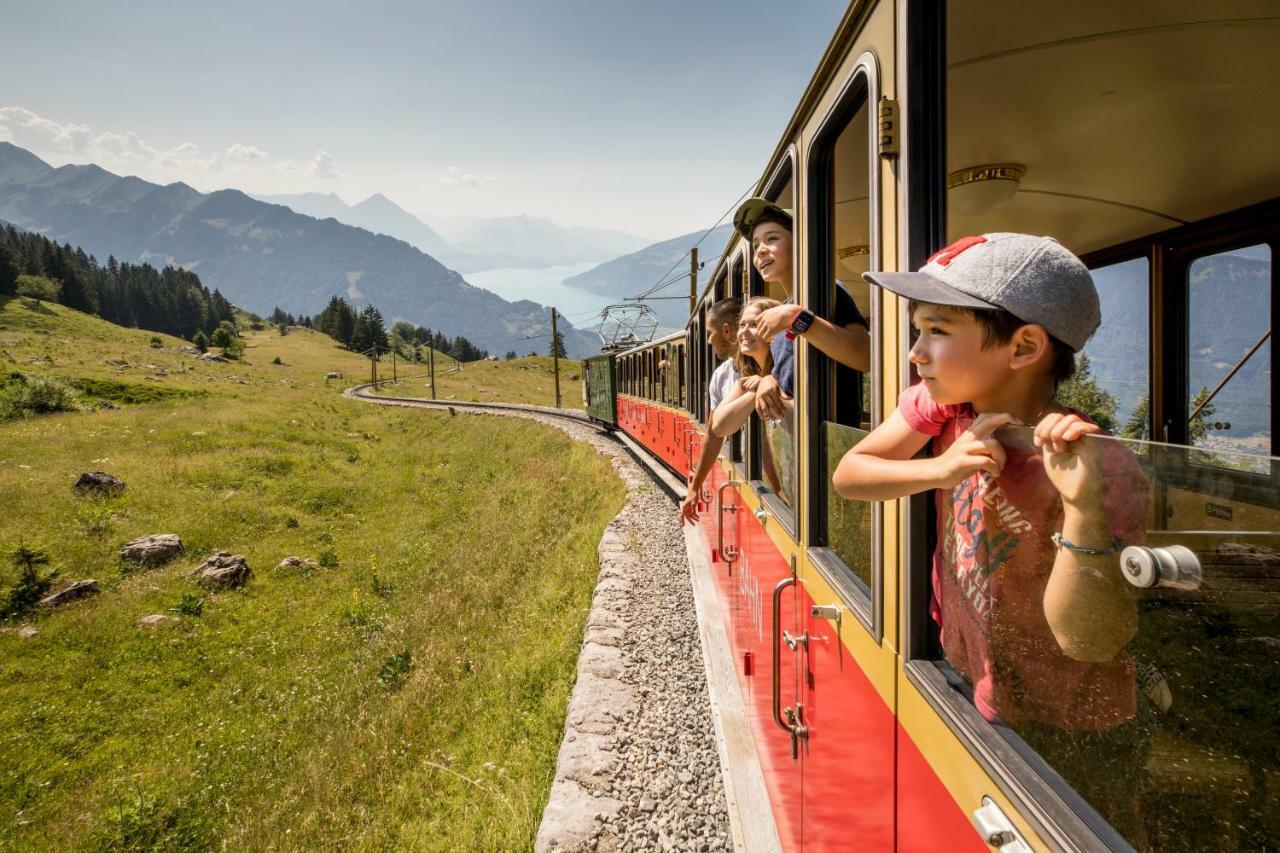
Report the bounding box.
[733,197,793,241]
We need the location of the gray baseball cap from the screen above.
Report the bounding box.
[862,233,1100,351]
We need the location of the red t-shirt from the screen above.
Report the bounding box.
[899,382,1147,731]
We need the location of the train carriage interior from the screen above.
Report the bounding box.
[929,2,1279,848]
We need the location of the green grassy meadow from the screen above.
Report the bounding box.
[373,355,584,409]
[0,296,625,849]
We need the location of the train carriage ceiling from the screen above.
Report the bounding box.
[947,1,1280,253]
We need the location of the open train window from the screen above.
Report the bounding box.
[747,154,798,536]
[729,254,746,467]
[805,64,880,628]
[902,2,1280,850]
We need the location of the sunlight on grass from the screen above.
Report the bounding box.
[0,298,625,849]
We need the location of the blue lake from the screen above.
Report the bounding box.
[463,262,615,327]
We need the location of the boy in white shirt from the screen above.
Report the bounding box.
[680,298,742,524]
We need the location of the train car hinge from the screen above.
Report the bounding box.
[878,97,900,158]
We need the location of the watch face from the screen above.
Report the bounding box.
[791,309,814,334]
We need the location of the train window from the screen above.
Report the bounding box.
[913,3,1280,849]
[1186,243,1271,472]
[729,255,746,466]
[807,70,878,609]
[1079,257,1152,441]
[749,156,799,532]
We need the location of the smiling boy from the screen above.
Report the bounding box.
[732,198,870,423]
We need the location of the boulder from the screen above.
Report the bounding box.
[137,614,174,628]
[18,626,38,639]
[189,551,251,589]
[38,580,100,608]
[276,556,322,571]
[200,352,229,363]
[120,534,184,569]
[73,471,127,497]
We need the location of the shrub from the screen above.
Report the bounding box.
[192,330,209,352]
[3,543,57,620]
[317,548,339,569]
[271,356,283,365]
[148,335,163,348]
[75,500,116,538]
[171,593,204,617]
[378,650,413,689]
[0,373,82,419]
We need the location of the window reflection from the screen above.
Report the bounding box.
[933,427,1279,850]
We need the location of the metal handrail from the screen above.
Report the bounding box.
[716,481,743,564]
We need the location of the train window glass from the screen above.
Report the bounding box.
[752,164,799,528]
[1080,257,1151,441]
[730,257,746,466]
[808,76,877,601]
[1186,244,1271,472]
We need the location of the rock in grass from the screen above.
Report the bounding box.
[189,551,251,589]
[73,471,126,497]
[120,534,184,569]
[137,614,174,628]
[276,556,322,571]
[38,580,100,608]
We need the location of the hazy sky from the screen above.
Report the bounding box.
[0,0,848,241]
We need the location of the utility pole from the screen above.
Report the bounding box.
[689,246,698,318]
[551,307,562,409]
[428,344,436,399]
[370,343,378,386]
[391,347,397,383]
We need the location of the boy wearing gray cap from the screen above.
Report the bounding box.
[834,234,1151,838]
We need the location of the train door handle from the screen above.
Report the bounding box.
[716,481,743,566]
[771,576,808,759]
[1120,544,1203,590]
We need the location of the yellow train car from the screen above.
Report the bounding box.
[605,2,1278,850]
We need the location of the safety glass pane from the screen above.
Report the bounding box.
[823,421,873,591]
[763,414,796,510]
[929,425,1278,850]
[1187,244,1271,472]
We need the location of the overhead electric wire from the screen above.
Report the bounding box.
[629,178,758,302]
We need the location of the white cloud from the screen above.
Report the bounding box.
[0,105,345,187]
[440,165,495,187]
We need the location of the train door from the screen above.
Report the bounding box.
[894,3,1280,851]
[797,10,898,848]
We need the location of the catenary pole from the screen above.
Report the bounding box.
[429,344,436,399]
[551,307,562,408]
[689,246,698,318]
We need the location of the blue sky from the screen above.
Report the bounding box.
[0,0,848,240]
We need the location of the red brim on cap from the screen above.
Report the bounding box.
[861,271,996,310]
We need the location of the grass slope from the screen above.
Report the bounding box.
[0,296,625,849]
[373,355,583,408]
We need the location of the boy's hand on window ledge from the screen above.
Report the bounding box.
[1035,413,1106,509]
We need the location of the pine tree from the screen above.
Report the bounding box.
[1189,386,1216,443]
[1056,353,1117,432]
[192,330,209,352]
[1120,394,1150,441]
[0,243,16,296]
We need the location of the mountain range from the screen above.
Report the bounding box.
[255,192,651,273]
[0,143,599,357]
[564,224,736,329]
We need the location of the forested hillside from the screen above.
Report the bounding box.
[0,224,235,339]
